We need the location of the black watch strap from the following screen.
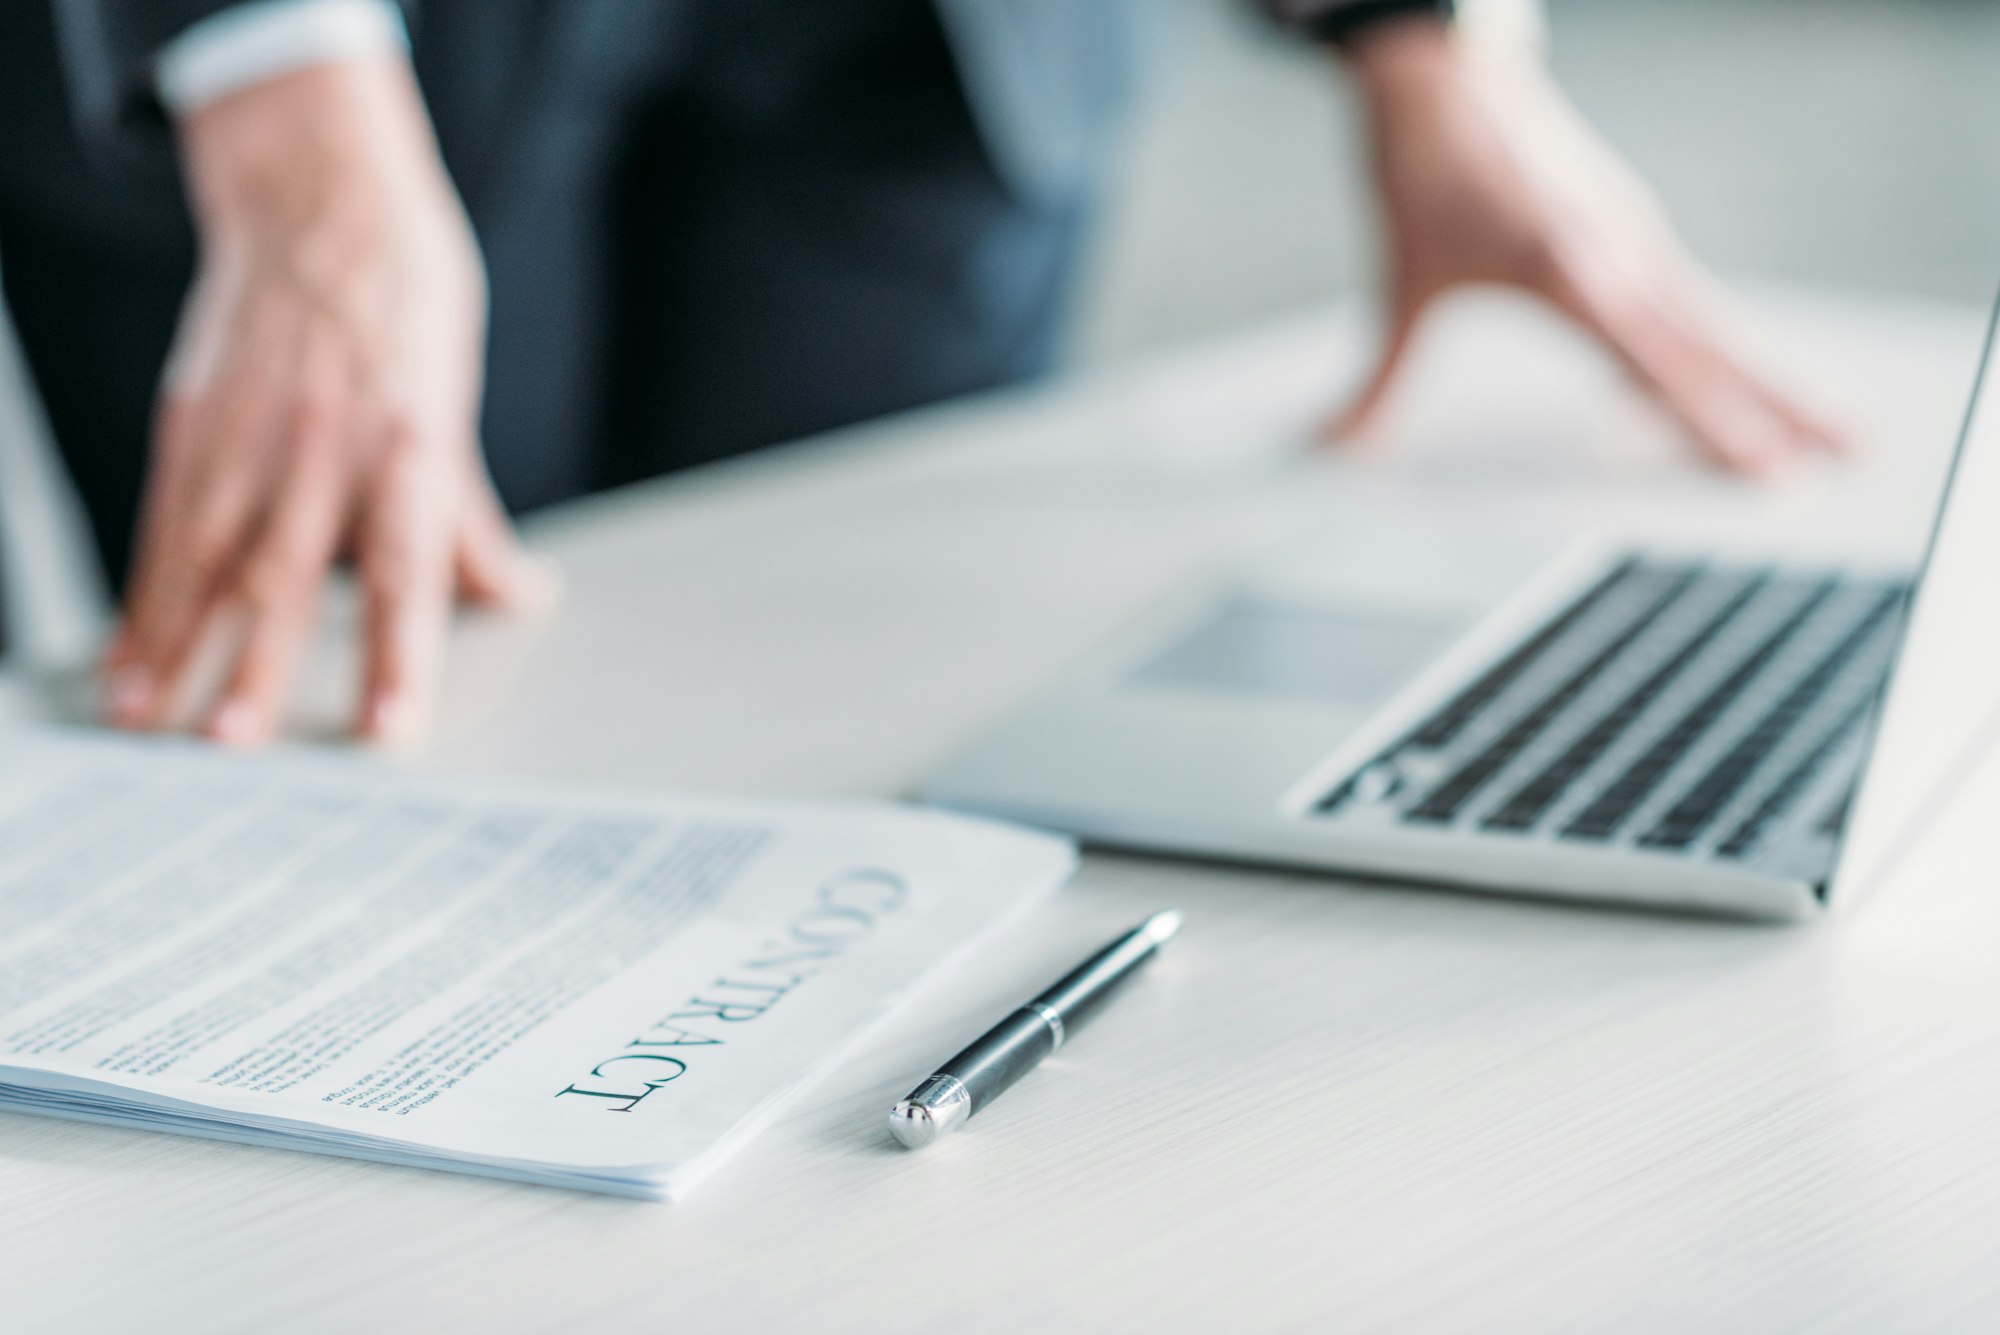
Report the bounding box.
[1290,0,1455,47]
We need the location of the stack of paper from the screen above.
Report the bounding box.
[0,731,1075,1198]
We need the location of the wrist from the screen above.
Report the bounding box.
[176,56,448,232]
[156,0,411,115]
[1342,15,1458,95]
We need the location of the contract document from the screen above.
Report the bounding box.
[0,731,1076,1198]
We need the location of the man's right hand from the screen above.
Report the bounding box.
[1329,18,1848,478]
[103,56,553,748]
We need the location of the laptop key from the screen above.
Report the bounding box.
[1561,578,1840,842]
[1483,574,1766,832]
[1403,558,1639,751]
[1715,698,1874,859]
[1637,587,1905,850]
[1404,566,1697,825]
[1315,560,1645,814]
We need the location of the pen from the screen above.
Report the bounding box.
[887,909,1182,1148]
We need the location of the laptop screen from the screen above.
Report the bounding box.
[1831,293,2000,903]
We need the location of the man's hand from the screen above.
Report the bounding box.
[104,57,552,747]
[1331,19,1846,477]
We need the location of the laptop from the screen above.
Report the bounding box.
[918,297,2000,918]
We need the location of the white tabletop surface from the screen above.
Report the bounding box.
[5,286,1999,1333]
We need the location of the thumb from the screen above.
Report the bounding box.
[1320,286,1430,447]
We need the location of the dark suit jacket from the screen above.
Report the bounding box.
[49,0,1153,205]
[2,0,1451,620]
[46,0,1450,202]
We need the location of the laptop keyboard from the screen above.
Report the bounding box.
[1316,558,1911,862]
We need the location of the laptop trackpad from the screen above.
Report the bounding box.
[1126,595,1466,710]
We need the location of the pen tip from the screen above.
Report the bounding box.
[1143,910,1184,944]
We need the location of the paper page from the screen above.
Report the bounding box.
[0,731,1075,1193]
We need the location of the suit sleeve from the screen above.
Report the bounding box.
[48,0,417,157]
[1259,0,1454,47]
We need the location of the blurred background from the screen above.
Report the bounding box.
[5,0,1998,661]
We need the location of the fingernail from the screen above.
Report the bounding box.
[108,666,154,723]
[519,555,564,611]
[364,693,407,742]
[208,699,260,747]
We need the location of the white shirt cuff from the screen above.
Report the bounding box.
[1458,0,1547,57]
[154,0,411,115]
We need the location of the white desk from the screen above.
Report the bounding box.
[5,287,1998,1333]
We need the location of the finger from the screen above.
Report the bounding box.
[358,420,457,746]
[1550,256,1859,478]
[1638,288,1854,470]
[1320,284,1430,446]
[1666,382,1794,481]
[1539,265,1789,477]
[107,382,275,727]
[453,463,558,611]
[204,388,351,748]
[1628,335,1796,479]
[1653,269,1855,461]
[1746,370,1854,461]
[102,393,200,720]
[1672,361,1849,476]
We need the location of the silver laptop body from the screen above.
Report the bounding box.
[919,298,2000,919]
